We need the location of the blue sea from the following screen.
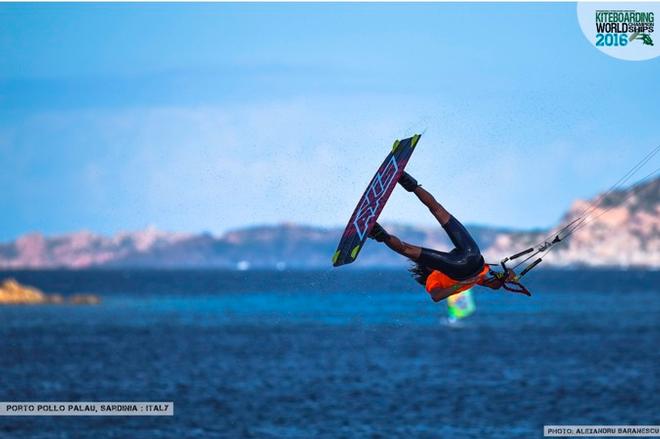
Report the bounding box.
[0,269,658,439]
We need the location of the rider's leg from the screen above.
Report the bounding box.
[370,222,482,280]
[369,223,422,260]
[417,247,484,281]
[397,173,484,277]
[412,186,451,226]
[384,234,422,260]
[398,172,452,225]
[416,210,485,279]
[399,173,476,251]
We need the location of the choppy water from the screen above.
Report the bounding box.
[0,269,658,438]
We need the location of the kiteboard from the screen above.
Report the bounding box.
[332,134,422,267]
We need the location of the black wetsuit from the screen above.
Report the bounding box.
[417,216,485,281]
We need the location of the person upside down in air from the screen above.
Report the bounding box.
[368,172,531,302]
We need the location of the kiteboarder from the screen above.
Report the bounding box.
[368,172,530,302]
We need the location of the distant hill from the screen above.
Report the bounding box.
[1,177,658,269]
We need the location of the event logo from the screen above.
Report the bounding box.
[595,10,654,46]
[578,2,660,61]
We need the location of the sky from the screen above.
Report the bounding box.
[1,3,659,241]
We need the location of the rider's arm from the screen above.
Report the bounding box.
[478,276,504,290]
[429,287,462,302]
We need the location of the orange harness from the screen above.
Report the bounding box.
[425,264,490,301]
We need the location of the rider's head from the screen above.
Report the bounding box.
[409,261,432,286]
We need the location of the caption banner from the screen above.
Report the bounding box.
[0,402,173,416]
[545,425,660,437]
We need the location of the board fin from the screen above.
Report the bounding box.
[411,134,421,148]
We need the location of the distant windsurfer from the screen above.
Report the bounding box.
[368,172,531,302]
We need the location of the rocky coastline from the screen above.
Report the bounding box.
[0,278,100,305]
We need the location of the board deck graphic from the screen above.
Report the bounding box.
[332,134,421,267]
